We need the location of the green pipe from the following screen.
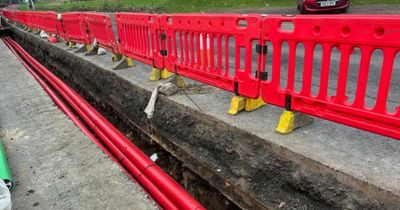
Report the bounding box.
[0,139,13,190]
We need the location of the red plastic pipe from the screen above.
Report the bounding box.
[6,37,179,210]
[3,36,167,209]
[5,37,205,210]
[5,37,178,210]
[2,37,139,185]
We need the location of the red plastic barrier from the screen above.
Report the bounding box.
[19,11,28,25]
[27,11,44,30]
[260,15,400,139]
[22,11,32,28]
[13,11,21,24]
[18,11,27,25]
[162,14,263,98]
[116,13,164,69]
[2,10,12,20]
[27,11,41,29]
[86,13,119,53]
[40,12,63,36]
[26,11,35,27]
[62,12,90,44]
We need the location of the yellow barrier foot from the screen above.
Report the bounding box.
[112,53,122,62]
[276,110,314,135]
[56,36,64,42]
[175,75,186,88]
[228,96,246,115]
[66,41,76,50]
[166,75,186,88]
[160,68,175,79]
[84,45,98,56]
[149,68,161,81]
[228,96,266,115]
[112,56,134,70]
[73,44,88,53]
[245,97,266,112]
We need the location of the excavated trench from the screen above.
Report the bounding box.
[6,35,239,210]
[6,22,400,210]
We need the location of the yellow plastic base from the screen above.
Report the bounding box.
[112,56,134,70]
[228,96,246,115]
[56,36,64,42]
[175,75,186,88]
[126,57,134,67]
[245,97,266,112]
[68,41,75,48]
[85,44,91,52]
[149,68,161,81]
[160,68,175,79]
[228,96,266,115]
[276,110,296,134]
[276,110,314,134]
[112,53,122,62]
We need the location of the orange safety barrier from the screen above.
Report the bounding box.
[85,13,119,54]
[116,13,164,69]
[260,15,400,139]
[161,14,263,98]
[62,12,90,44]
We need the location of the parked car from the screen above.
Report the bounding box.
[297,0,350,14]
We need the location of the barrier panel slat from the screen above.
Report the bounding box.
[260,15,400,139]
[62,12,90,44]
[161,14,262,98]
[116,13,164,69]
[86,13,119,53]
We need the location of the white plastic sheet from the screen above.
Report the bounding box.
[0,180,11,210]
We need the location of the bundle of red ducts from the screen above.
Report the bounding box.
[2,37,205,210]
